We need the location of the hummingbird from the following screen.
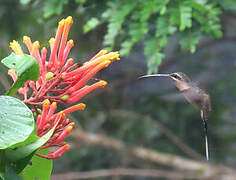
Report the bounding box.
[139,72,211,160]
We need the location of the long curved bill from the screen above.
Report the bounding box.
[138,74,170,79]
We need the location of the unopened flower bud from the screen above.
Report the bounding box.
[46,72,54,80]
[61,94,69,101]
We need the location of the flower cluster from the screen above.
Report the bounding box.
[9,16,119,106]
[35,100,86,159]
[8,16,120,159]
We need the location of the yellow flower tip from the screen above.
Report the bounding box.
[68,39,74,46]
[63,103,86,114]
[43,99,51,108]
[66,16,73,24]
[9,43,14,50]
[33,41,40,48]
[42,47,47,53]
[103,60,112,67]
[68,58,73,63]
[8,69,16,75]
[99,80,108,87]
[8,69,17,81]
[78,103,86,110]
[49,38,55,48]
[9,40,23,55]
[59,19,65,26]
[11,40,19,45]
[49,37,55,44]
[71,103,86,111]
[65,144,70,150]
[13,40,18,44]
[23,36,31,43]
[111,51,120,61]
[101,52,120,62]
[52,102,57,107]
[9,40,17,48]
[66,125,73,133]
[100,50,108,55]
[58,111,66,117]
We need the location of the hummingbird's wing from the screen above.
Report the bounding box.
[182,87,211,118]
[181,88,203,110]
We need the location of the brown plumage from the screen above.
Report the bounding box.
[169,72,211,119]
[139,72,211,160]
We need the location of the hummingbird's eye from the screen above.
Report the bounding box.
[171,74,181,80]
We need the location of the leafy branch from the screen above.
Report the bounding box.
[22,0,236,73]
[79,0,234,73]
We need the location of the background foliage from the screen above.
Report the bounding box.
[0,0,236,179]
[41,0,235,73]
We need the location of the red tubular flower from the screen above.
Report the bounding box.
[6,16,120,159]
[63,103,86,113]
[66,80,108,104]
[37,99,50,134]
[36,144,70,159]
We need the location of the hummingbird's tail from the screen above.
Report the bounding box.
[205,131,209,161]
[201,110,209,160]
[203,119,209,160]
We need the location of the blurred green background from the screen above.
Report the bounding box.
[0,0,236,179]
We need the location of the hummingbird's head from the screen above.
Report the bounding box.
[169,72,191,82]
[169,72,191,91]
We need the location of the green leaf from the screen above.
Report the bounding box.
[20,0,31,5]
[144,38,160,56]
[159,0,170,15]
[1,172,21,180]
[159,36,167,48]
[0,150,6,176]
[160,6,167,15]
[83,18,100,34]
[217,0,236,10]
[19,149,52,180]
[9,151,35,174]
[179,31,200,53]
[147,52,165,74]
[190,0,208,13]
[120,21,148,56]
[139,1,156,22]
[103,1,136,48]
[156,16,170,37]
[179,1,192,31]
[144,38,165,74]
[6,119,58,161]
[75,0,86,4]
[43,0,69,18]
[1,53,39,96]
[120,40,134,56]
[0,173,4,180]
[170,5,180,25]
[0,96,34,149]
[10,134,39,150]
